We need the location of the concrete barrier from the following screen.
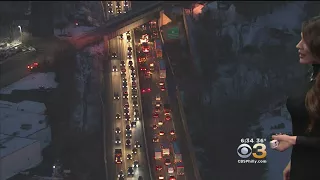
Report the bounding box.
[159,29,202,180]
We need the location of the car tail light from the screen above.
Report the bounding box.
[142,89,146,93]
[147,88,151,92]
[34,62,38,66]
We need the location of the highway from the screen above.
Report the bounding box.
[134,24,188,180]
[107,30,151,180]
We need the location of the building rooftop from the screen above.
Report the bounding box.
[0,133,38,158]
[0,100,47,137]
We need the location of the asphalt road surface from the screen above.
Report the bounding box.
[135,28,188,180]
[107,31,151,180]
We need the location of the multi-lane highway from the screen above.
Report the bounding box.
[135,24,187,180]
[107,30,151,180]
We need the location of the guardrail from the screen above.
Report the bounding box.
[132,30,153,180]
[159,26,202,180]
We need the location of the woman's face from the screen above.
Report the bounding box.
[296,33,319,64]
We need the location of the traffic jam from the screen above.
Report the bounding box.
[112,30,144,180]
[135,21,185,180]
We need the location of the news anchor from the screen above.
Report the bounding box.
[272,16,320,180]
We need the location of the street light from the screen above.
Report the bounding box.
[17,25,22,42]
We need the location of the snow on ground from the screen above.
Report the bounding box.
[54,24,96,38]
[248,104,292,180]
[72,42,103,132]
[0,72,58,94]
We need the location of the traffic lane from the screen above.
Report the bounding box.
[140,80,157,179]
[105,54,116,180]
[131,30,153,180]
[149,64,176,180]
[166,63,196,180]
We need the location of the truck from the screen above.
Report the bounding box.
[172,142,182,162]
[155,148,162,159]
[176,162,185,175]
[154,39,162,58]
[161,142,170,156]
[159,59,166,79]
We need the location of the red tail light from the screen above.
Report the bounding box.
[34,62,38,66]
[142,89,146,93]
[147,88,151,92]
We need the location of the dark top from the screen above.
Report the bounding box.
[286,64,320,180]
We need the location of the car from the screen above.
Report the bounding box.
[128,60,133,67]
[115,127,121,134]
[126,31,130,35]
[153,113,159,118]
[134,114,139,121]
[134,108,139,115]
[123,91,128,99]
[126,139,131,146]
[126,130,132,138]
[121,67,126,74]
[27,62,39,71]
[127,153,132,159]
[117,8,121,14]
[171,136,177,142]
[165,115,171,121]
[158,119,163,126]
[131,121,136,127]
[115,156,122,164]
[155,102,161,107]
[127,35,131,42]
[124,1,129,7]
[124,109,129,115]
[152,124,158,130]
[122,81,127,88]
[111,52,117,58]
[154,106,160,112]
[116,1,121,8]
[141,88,151,93]
[115,137,121,144]
[169,176,176,180]
[159,131,165,136]
[116,113,121,119]
[140,66,147,71]
[114,92,120,100]
[118,170,124,177]
[170,130,175,135]
[125,114,130,121]
[128,47,132,52]
[158,175,164,180]
[156,165,163,171]
[133,160,139,168]
[164,158,171,166]
[122,77,127,83]
[153,136,159,143]
[133,100,138,107]
[160,86,165,91]
[127,51,132,59]
[127,167,134,176]
[120,60,125,66]
[112,65,118,72]
[119,177,124,180]
[126,125,131,131]
[131,72,136,78]
[132,148,138,154]
[130,66,135,72]
[159,82,164,86]
[119,34,123,40]
[134,141,141,148]
[156,95,161,101]
[108,7,113,13]
[132,91,138,99]
[131,77,136,82]
[123,102,129,109]
[132,81,137,88]
[168,165,174,174]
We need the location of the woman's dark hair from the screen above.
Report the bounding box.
[302,16,320,131]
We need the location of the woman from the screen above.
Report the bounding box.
[272,16,320,180]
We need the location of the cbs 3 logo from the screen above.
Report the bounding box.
[237,143,267,159]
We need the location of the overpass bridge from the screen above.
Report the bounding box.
[73,1,165,50]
